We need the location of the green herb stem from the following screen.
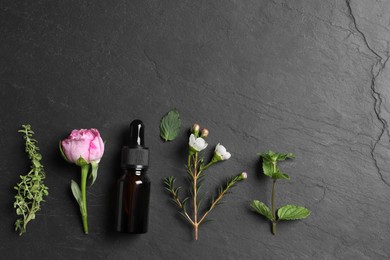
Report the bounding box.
[271,180,276,219]
[272,222,277,235]
[271,180,277,235]
[200,161,213,172]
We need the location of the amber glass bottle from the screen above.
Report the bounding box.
[115,120,150,233]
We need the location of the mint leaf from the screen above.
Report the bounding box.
[259,151,294,180]
[160,109,181,142]
[277,205,310,220]
[262,161,274,177]
[259,151,295,163]
[276,153,295,161]
[258,151,275,162]
[251,200,273,221]
[272,171,290,180]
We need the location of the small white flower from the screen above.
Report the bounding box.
[189,134,208,152]
[214,143,231,160]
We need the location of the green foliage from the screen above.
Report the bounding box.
[71,180,82,207]
[251,200,273,221]
[160,109,181,142]
[14,125,49,236]
[277,205,311,220]
[164,176,192,224]
[207,174,243,214]
[89,162,99,187]
[259,150,294,180]
[252,150,309,235]
[259,150,294,162]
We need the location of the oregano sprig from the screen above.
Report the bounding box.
[14,124,49,236]
[251,151,310,235]
[164,124,247,240]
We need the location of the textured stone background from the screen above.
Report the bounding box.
[1,0,390,259]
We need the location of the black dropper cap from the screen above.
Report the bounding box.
[121,120,149,169]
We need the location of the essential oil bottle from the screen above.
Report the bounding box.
[115,120,150,233]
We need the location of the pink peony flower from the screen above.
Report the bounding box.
[60,128,105,234]
[61,128,104,165]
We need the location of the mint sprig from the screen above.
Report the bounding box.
[160,108,181,142]
[251,150,310,235]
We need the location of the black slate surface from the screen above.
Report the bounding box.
[1,0,390,259]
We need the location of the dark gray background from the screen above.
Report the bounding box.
[1,0,390,259]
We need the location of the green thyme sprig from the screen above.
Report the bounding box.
[251,151,310,235]
[14,125,48,236]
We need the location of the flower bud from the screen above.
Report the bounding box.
[61,128,105,166]
[201,128,209,138]
[237,172,248,181]
[191,123,200,137]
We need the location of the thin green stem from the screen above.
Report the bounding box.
[201,161,214,172]
[272,222,277,235]
[271,180,276,218]
[271,180,277,235]
[80,164,89,234]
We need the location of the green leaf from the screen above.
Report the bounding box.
[272,171,290,180]
[259,150,294,180]
[277,205,310,220]
[160,108,181,142]
[32,160,41,168]
[250,200,273,221]
[276,153,295,161]
[89,162,99,187]
[262,161,274,177]
[70,180,82,207]
[259,150,294,162]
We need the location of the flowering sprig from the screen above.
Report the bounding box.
[164,124,246,240]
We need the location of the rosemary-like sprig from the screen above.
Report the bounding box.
[14,125,49,235]
[165,155,246,240]
[164,125,246,240]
